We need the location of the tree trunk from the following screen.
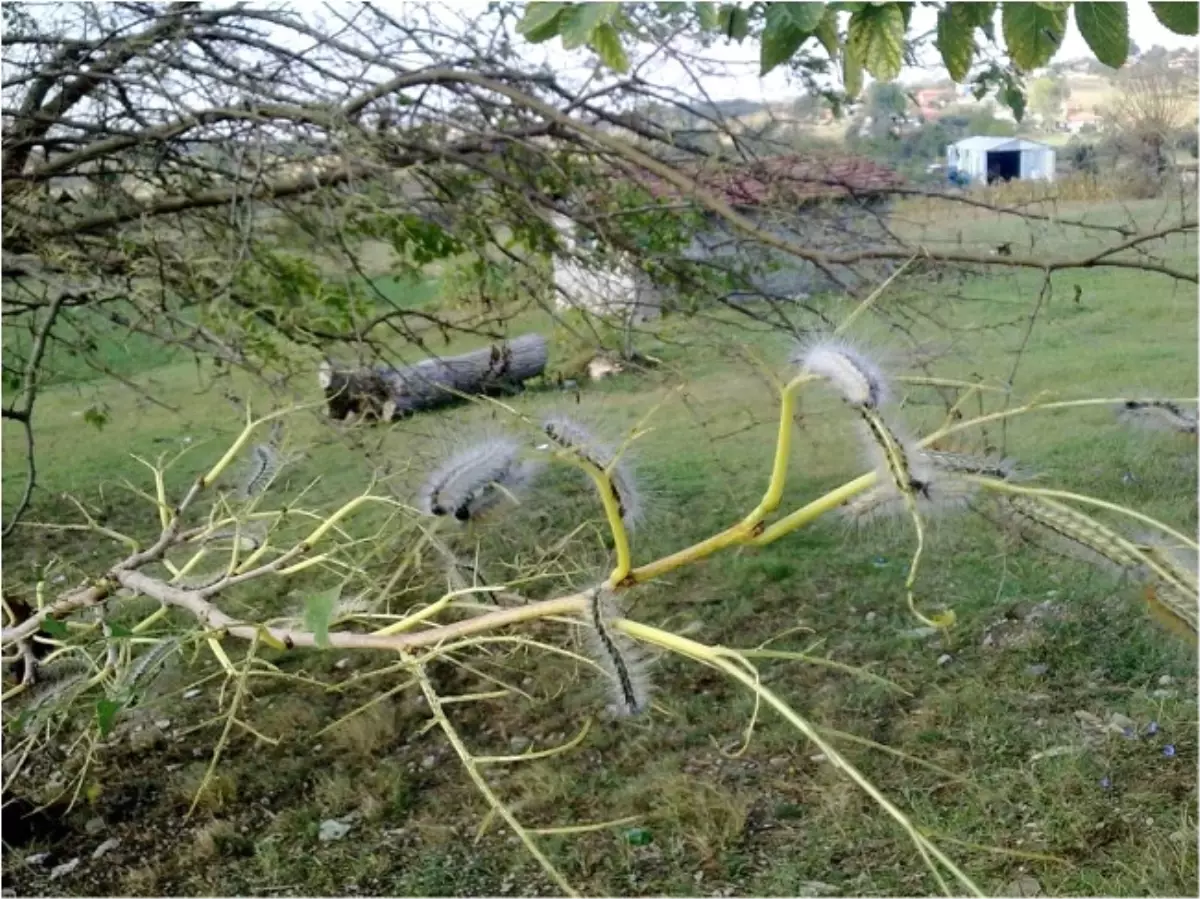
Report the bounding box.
[318,333,548,421]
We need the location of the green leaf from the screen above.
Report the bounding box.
[589,22,630,72]
[717,4,751,40]
[41,616,68,639]
[770,1,827,32]
[937,6,976,81]
[963,1,999,41]
[761,3,824,74]
[1074,2,1129,68]
[847,3,906,81]
[694,1,719,29]
[1004,80,1027,121]
[1001,1,1068,70]
[1150,1,1198,35]
[516,3,566,42]
[559,2,619,49]
[844,39,864,98]
[95,699,120,737]
[814,8,840,58]
[304,586,340,649]
[957,3,997,31]
[107,622,133,639]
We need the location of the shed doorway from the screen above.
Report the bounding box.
[986,150,1020,184]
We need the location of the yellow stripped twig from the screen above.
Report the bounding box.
[618,618,984,898]
[416,664,578,897]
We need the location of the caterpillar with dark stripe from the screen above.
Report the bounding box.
[542,416,642,530]
[419,436,541,523]
[1117,400,1198,436]
[585,587,650,716]
[840,450,1023,527]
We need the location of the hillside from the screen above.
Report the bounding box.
[659,47,1198,144]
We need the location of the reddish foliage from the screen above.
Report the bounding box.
[635,154,904,207]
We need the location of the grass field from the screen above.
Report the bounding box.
[3,198,1197,897]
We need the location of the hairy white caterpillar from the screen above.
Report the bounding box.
[232,420,290,500]
[419,436,541,522]
[21,659,89,715]
[922,450,1026,481]
[842,451,1025,527]
[170,569,229,591]
[584,587,651,717]
[1116,400,1198,436]
[840,476,977,528]
[795,339,888,409]
[1133,534,1199,627]
[542,416,643,529]
[857,410,933,501]
[121,637,183,694]
[332,593,376,621]
[1002,495,1143,574]
[238,443,282,499]
[198,519,268,551]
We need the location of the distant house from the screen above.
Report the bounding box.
[1065,108,1104,133]
[551,154,905,319]
[915,86,955,121]
[946,136,1057,186]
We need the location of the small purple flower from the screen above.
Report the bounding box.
[1146,721,1160,736]
[1122,726,1136,739]
[1163,744,1176,758]
[1099,775,1112,790]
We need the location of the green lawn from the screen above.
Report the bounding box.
[3,199,1197,897]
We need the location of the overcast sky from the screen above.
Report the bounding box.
[12,1,1194,116]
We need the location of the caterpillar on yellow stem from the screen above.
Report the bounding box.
[840,451,1024,528]
[798,337,953,627]
[584,587,651,717]
[795,339,890,409]
[235,420,289,500]
[541,416,642,530]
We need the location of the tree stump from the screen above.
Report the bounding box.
[318,333,548,421]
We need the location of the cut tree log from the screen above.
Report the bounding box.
[318,333,548,421]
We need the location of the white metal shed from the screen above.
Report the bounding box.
[946,136,1056,186]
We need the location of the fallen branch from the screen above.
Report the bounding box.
[318,333,548,421]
